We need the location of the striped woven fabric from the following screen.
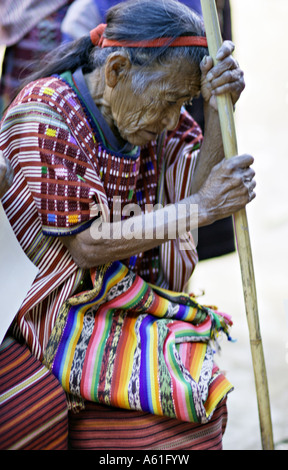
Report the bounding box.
[44,261,233,425]
[68,399,228,450]
[0,337,68,450]
[0,74,201,361]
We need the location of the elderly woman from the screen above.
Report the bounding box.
[0,0,255,450]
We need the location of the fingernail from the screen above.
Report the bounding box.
[206,72,213,81]
[201,55,208,66]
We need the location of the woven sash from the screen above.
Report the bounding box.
[44,261,233,424]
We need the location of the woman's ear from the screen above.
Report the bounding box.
[105,52,132,88]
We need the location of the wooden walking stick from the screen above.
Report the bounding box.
[200,0,274,450]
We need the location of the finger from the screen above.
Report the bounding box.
[243,178,256,191]
[227,176,256,206]
[200,55,214,75]
[5,161,13,186]
[244,179,257,203]
[0,150,5,164]
[225,154,255,171]
[208,68,244,91]
[206,56,240,82]
[215,40,235,61]
[0,158,7,178]
[209,78,245,103]
[242,167,256,182]
[211,81,245,104]
[0,154,13,196]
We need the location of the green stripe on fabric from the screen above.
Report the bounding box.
[90,310,114,402]
[0,367,48,405]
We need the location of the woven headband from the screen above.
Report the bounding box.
[90,23,208,48]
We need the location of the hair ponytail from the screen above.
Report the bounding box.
[19,35,95,90]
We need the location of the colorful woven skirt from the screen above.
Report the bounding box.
[0,337,68,450]
[44,261,233,424]
[68,399,228,450]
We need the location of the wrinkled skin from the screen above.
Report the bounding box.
[61,41,256,268]
[103,54,201,146]
[0,151,13,199]
[191,40,255,223]
[200,40,245,109]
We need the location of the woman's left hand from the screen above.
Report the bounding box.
[0,151,13,198]
[200,40,245,110]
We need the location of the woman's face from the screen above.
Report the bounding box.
[108,58,201,146]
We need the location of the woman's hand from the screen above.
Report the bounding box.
[200,40,245,110]
[0,151,13,198]
[195,154,256,225]
[61,154,256,269]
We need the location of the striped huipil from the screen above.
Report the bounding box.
[0,73,202,361]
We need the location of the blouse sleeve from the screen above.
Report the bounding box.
[163,108,203,204]
[156,109,202,293]
[2,99,108,237]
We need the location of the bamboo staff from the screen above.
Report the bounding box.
[200,0,274,450]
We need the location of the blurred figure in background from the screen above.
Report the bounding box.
[0,0,75,117]
[61,0,204,42]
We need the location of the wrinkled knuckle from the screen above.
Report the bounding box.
[236,175,244,187]
[214,162,226,177]
[225,159,235,172]
[227,56,236,68]
[223,40,234,51]
[227,70,235,82]
[238,70,245,86]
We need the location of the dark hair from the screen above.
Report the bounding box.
[19,35,95,89]
[21,0,207,87]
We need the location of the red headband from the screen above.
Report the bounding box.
[90,23,208,48]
